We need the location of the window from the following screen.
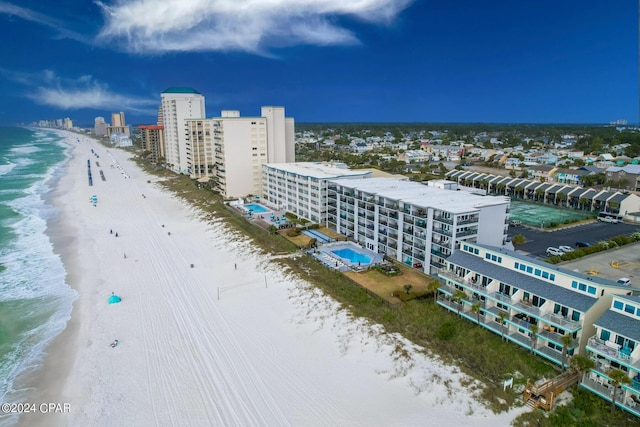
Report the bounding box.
[600,330,611,341]
[550,274,555,281]
[534,269,541,276]
[515,262,519,269]
[519,264,526,271]
[579,283,586,291]
[625,304,635,315]
[542,271,549,279]
[587,286,596,295]
[571,311,580,322]
[526,266,533,273]
[497,256,502,263]
[571,281,578,289]
[491,254,497,262]
[485,253,491,260]
[613,300,624,310]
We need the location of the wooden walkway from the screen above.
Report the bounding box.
[523,370,579,411]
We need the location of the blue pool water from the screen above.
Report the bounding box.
[245,203,270,213]
[332,248,372,264]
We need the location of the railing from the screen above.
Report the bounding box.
[433,216,453,224]
[540,313,580,331]
[587,336,634,364]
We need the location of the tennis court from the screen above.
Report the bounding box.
[509,201,595,228]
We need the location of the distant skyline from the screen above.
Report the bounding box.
[0,0,637,126]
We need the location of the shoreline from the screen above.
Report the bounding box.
[16,130,521,426]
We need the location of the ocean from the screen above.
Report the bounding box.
[0,127,77,425]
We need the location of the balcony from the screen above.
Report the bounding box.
[433,216,453,225]
[587,336,640,369]
[581,373,640,417]
[539,313,580,332]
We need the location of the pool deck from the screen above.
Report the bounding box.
[313,241,384,272]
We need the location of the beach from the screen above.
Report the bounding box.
[17,131,523,426]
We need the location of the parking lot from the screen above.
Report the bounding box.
[513,221,640,291]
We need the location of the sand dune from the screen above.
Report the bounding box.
[20,133,523,426]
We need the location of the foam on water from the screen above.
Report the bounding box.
[0,162,15,176]
[0,128,77,426]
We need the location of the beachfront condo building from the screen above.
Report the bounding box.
[106,111,130,137]
[437,242,633,368]
[582,295,640,417]
[184,107,294,197]
[261,162,371,223]
[327,178,510,275]
[138,125,165,164]
[94,117,107,136]
[161,87,206,174]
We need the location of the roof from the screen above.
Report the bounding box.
[264,162,372,180]
[617,294,640,304]
[161,87,202,94]
[594,310,640,343]
[556,186,575,195]
[608,193,628,204]
[331,177,509,214]
[138,125,164,130]
[445,251,598,312]
[594,191,613,202]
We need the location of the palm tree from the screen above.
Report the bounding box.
[497,311,507,341]
[403,284,413,295]
[608,369,632,415]
[511,234,527,245]
[427,280,440,304]
[471,302,482,325]
[560,334,573,371]
[529,324,538,354]
[569,354,595,383]
[452,290,467,317]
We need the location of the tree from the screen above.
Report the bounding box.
[497,311,507,341]
[512,234,527,245]
[560,334,573,371]
[569,354,595,383]
[452,289,467,317]
[471,302,482,325]
[427,280,440,304]
[607,369,631,415]
[403,284,413,295]
[529,324,538,354]
[267,225,278,235]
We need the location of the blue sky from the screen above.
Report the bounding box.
[0,0,637,125]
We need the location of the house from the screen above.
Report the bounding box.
[527,165,555,182]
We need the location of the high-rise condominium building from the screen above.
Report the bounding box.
[138,125,165,164]
[94,117,107,136]
[161,87,206,174]
[184,106,294,197]
[327,178,510,275]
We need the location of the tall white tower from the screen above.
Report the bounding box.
[160,87,206,174]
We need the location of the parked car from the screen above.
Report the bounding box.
[575,241,591,248]
[558,246,573,253]
[617,277,631,286]
[597,216,618,224]
[546,247,564,257]
[510,220,522,227]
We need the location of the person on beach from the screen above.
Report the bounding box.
[124,253,127,259]
[110,340,119,348]
[110,229,112,234]
[234,263,237,270]
[115,232,119,237]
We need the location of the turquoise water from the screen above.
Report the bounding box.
[245,203,270,213]
[0,127,76,425]
[332,248,372,264]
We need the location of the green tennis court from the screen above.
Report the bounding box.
[509,200,595,228]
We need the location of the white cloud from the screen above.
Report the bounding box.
[1,69,158,114]
[0,2,89,43]
[96,0,413,54]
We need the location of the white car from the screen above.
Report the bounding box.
[558,246,573,254]
[546,247,564,257]
[598,216,618,223]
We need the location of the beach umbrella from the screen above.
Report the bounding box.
[108,294,122,304]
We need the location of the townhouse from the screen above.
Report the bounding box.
[582,295,640,416]
[437,242,634,367]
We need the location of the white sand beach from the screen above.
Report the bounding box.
[18,132,525,426]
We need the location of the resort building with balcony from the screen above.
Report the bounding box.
[261,162,371,223]
[185,107,294,197]
[326,178,510,275]
[437,242,634,369]
[160,87,206,175]
[138,125,165,164]
[582,295,640,417]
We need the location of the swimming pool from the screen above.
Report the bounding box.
[332,248,372,264]
[244,203,270,213]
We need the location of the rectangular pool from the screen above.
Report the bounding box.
[244,203,270,213]
[332,248,372,264]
